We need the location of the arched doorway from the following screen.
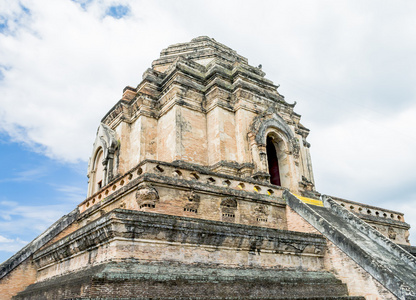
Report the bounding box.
[92,149,104,195]
[266,136,281,186]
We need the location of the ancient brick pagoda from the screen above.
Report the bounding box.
[1,36,416,299]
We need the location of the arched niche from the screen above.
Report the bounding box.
[248,110,299,190]
[265,130,291,189]
[266,136,280,186]
[87,123,118,197]
[91,148,104,195]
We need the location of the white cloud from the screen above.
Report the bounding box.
[0,236,14,243]
[310,106,416,243]
[0,201,74,262]
[0,166,49,183]
[0,235,27,253]
[0,0,189,162]
[0,203,72,234]
[51,184,86,203]
[313,106,416,195]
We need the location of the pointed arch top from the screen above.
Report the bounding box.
[249,108,294,146]
[88,123,117,173]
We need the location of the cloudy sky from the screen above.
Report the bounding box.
[0,0,415,263]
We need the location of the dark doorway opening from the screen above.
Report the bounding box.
[266,136,281,186]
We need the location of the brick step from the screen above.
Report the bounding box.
[14,261,361,299]
[73,297,366,300]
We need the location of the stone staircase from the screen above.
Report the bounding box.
[284,190,416,300]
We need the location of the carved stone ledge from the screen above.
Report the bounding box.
[34,209,327,268]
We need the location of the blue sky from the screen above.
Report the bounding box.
[0,132,86,262]
[1,0,416,263]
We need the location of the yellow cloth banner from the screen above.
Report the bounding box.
[293,194,324,207]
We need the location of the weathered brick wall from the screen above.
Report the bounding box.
[85,277,350,299]
[286,205,320,234]
[324,241,396,299]
[80,171,289,232]
[38,222,80,251]
[34,210,326,281]
[0,258,36,300]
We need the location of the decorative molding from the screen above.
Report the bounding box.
[290,137,300,159]
[33,209,327,269]
[220,197,237,208]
